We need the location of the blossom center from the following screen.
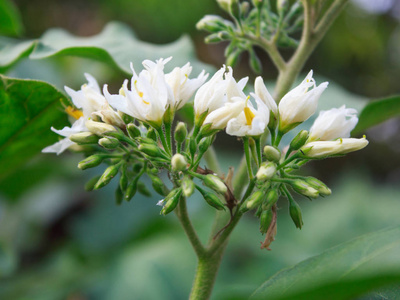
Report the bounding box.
[65,106,84,120]
[244,96,255,126]
[134,80,150,105]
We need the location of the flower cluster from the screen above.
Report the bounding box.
[43,58,368,248]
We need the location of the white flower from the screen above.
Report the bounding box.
[203,100,245,129]
[278,70,328,132]
[309,105,358,141]
[85,120,117,136]
[105,58,171,125]
[226,95,269,136]
[42,117,87,155]
[301,137,369,158]
[165,63,208,110]
[252,76,277,115]
[193,66,247,118]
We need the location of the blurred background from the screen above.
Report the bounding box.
[0,0,400,299]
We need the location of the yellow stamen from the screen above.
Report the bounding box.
[119,86,126,97]
[65,106,83,120]
[134,80,144,98]
[244,96,255,126]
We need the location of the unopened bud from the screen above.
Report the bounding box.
[115,185,124,205]
[85,120,116,136]
[196,15,227,32]
[99,137,119,149]
[119,166,128,191]
[240,1,250,16]
[263,146,281,162]
[304,177,331,196]
[69,132,99,144]
[251,0,264,9]
[137,181,152,197]
[84,175,101,191]
[205,33,223,44]
[149,174,168,196]
[147,128,157,140]
[226,49,242,67]
[256,162,277,181]
[94,164,121,189]
[217,0,238,15]
[139,144,169,159]
[171,154,188,172]
[127,123,141,139]
[290,130,309,150]
[161,188,182,215]
[124,177,139,201]
[203,174,227,195]
[289,200,303,229]
[182,176,195,198]
[174,122,187,144]
[198,137,213,154]
[263,189,279,210]
[259,209,273,234]
[291,180,319,198]
[242,190,264,211]
[78,155,104,170]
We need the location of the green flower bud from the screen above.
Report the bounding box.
[197,185,225,210]
[263,146,281,162]
[217,0,238,15]
[147,128,157,140]
[291,180,319,198]
[161,188,182,215]
[115,185,124,205]
[149,174,168,196]
[196,15,227,32]
[290,130,309,150]
[289,200,303,229]
[94,164,121,189]
[205,33,223,44]
[203,174,227,195]
[99,137,120,149]
[174,122,187,144]
[127,123,141,139]
[189,138,197,158]
[85,120,116,136]
[226,48,242,67]
[119,166,128,191]
[263,189,279,210]
[78,155,104,170]
[139,144,169,159]
[240,1,250,16]
[251,0,264,10]
[182,176,195,198]
[137,181,152,197]
[256,162,277,181]
[277,0,289,15]
[84,175,101,191]
[124,177,139,202]
[259,209,273,234]
[198,136,213,154]
[304,177,331,196]
[244,190,264,211]
[69,132,99,144]
[171,154,188,172]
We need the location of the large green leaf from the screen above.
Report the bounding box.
[0,75,69,181]
[0,22,212,75]
[352,95,400,136]
[0,0,24,37]
[251,226,400,300]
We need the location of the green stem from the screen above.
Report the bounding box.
[156,127,172,156]
[243,137,254,179]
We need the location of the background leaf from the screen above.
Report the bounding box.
[0,0,24,37]
[0,75,69,181]
[0,22,212,75]
[352,95,400,135]
[250,226,400,300]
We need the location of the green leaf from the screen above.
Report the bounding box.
[0,75,69,181]
[0,22,212,75]
[0,39,35,73]
[0,0,24,37]
[251,226,400,300]
[352,95,400,136]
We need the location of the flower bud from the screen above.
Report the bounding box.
[304,177,331,196]
[139,144,169,159]
[262,189,279,210]
[291,180,319,198]
[259,209,273,234]
[251,0,264,9]
[124,177,139,201]
[115,185,124,205]
[244,190,264,211]
[205,33,224,44]
[198,136,213,154]
[290,130,309,150]
[226,48,241,67]
[127,123,141,139]
[149,174,168,196]
[189,138,197,158]
[137,181,152,197]
[85,120,116,136]
[171,154,188,172]
[94,164,121,189]
[69,132,99,144]
[84,175,101,191]
[182,176,195,198]
[217,0,238,15]
[78,155,104,170]
[256,162,277,181]
[147,128,157,140]
[174,122,187,144]
[119,167,128,191]
[300,138,369,159]
[196,185,225,210]
[240,2,250,16]
[99,137,119,149]
[203,174,227,195]
[263,146,281,162]
[289,200,303,229]
[161,188,182,215]
[196,15,227,32]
